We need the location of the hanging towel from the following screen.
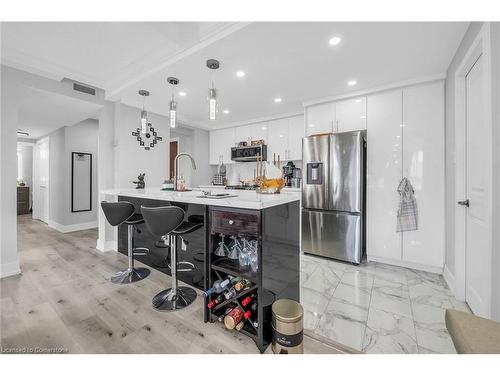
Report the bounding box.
[396,177,418,232]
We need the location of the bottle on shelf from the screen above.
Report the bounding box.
[217,306,234,322]
[207,294,225,308]
[203,276,234,297]
[223,287,237,300]
[241,293,256,307]
[223,307,252,330]
[233,279,251,292]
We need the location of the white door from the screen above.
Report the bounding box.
[34,137,50,223]
[336,97,367,132]
[464,54,491,318]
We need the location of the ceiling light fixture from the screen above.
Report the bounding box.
[236,71,245,77]
[167,77,179,129]
[328,36,342,46]
[206,59,220,121]
[355,99,362,103]
[138,90,150,134]
[274,97,282,103]
[223,109,230,114]
[179,91,186,97]
[17,130,29,137]
[347,80,357,86]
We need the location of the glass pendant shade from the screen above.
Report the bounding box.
[208,87,217,121]
[140,110,148,133]
[169,99,177,128]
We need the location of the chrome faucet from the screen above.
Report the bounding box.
[173,152,197,191]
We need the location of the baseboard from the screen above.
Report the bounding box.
[48,220,98,233]
[443,265,456,295]
[366,255,443,274]
[0,261,21,279]
[96,239,117,252]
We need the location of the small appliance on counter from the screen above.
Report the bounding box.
[282,161,297,187]
[212,156,227,186]
[291,168,302,188]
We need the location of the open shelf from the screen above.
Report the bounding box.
[211,257,258,283]
[211,285,258,312]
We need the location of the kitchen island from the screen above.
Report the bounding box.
[97,187,301,353]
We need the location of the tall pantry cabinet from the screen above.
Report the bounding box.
[366,81,445,271]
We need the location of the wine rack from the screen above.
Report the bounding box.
[204,206,270,353]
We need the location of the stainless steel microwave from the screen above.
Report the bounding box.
[230,144,267,162]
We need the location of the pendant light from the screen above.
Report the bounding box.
[167,77,179,128]
[206,59,220,121]
[138,90,150,134]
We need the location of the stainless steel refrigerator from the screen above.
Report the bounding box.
[301,131,366,264]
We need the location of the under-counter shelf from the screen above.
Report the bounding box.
[211,257,258,283]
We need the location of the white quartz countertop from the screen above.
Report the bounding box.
[198,184,302,193]
[100,187,300,210]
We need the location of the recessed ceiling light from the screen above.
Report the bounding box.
[347,80,357,86]
[328,36,342,46]
[261,126,267,130]
[179,91,186,97]
[355,99,362,103]
[236,71,245,78]
[274,97,282,103]
[360,115,366,119]
[308,124,315,128]
[223,109,230,114]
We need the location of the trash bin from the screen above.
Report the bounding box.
[271,299,304,354]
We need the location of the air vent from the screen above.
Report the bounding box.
[73,83,96,96]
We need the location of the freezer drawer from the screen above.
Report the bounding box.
[302,209,362,264]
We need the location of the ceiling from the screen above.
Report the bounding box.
[16,86,102,139]
[2,22,469,130]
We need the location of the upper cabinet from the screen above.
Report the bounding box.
[305,102,336,135]
[267,115,304,162]
[233,122,268,145]
[336,97,367,132]
[305,97,366,136]
[209,127,235,165]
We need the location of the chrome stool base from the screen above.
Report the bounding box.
[152,286,197,311]
[111,267,151,284]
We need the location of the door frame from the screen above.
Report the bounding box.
[453,23,492,313]
[169,137,179,179]
[33,136,50,223]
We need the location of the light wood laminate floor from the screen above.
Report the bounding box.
[0,215,350,354]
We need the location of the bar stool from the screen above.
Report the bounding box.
[100,201,150,284]
[141,205,202,310]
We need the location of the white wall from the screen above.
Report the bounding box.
[0,65,21,278]
[46,119,99,229]
[114,103,169,188]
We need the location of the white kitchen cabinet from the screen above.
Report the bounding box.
[305,102,336,135]
[209,127,235,165]
[287,115,305,160]
[366,89,403,262]
[267,117,289,162]
[233,122,268,145]
[401,82,444,269]
[267,115,304,162]
[366,81,445,272]
[336,97,367,132]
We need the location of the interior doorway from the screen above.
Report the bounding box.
[33,136,50,224]
[454,23,492,318]
[169,138,179,179]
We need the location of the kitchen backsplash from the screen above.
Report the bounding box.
[224,160,303,184]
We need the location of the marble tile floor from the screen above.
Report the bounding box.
[300,253,472,354]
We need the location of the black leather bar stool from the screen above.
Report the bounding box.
[141,205,202,310]
[100,201,150,284]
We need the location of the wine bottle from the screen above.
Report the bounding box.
[203,277,232,297]
[207,294,224,308]
[224,287,237,300]
[241,293,256,307]
[235,321,244,331]
[224,307,252,330]
[217,306,234,322]
[233,279,251,291]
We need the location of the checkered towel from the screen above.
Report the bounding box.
[396,177,418,232]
